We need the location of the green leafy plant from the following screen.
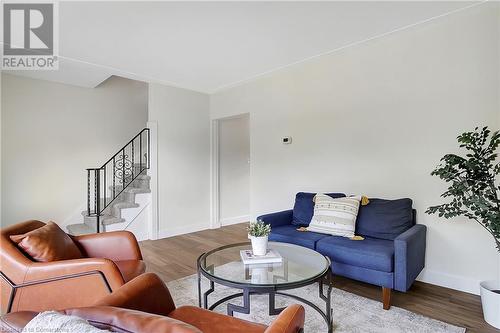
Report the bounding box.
[426,127,500,252]
[247,221,271,237]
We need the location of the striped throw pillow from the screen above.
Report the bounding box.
[307,194,362,238]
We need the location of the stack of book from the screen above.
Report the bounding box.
[240,249,282,265]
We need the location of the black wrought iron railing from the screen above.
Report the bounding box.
[86,128,150,232]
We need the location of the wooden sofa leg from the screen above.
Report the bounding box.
[382,287,391,310]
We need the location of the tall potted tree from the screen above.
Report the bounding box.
[427,127,500,329]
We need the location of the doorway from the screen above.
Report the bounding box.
[212,114,250,227]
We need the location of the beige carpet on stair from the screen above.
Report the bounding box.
[167,270,466,333]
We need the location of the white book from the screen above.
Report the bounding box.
[240,249,282,265]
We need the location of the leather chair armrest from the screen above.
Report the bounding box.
[25,258,125,290]
[394,224,427,292]
[257,210,293,228]
[265,304,305,333]
[0,312,38,332]
[93,273,176,317]
[72,231,143,261]
[65,306,201,333]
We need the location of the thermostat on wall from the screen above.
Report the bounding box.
[282,136,292,144]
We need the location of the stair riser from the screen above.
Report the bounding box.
[123,192,137,203]
[133,178,150,190]
[84,215,127,228]
[83,216,101,230]
[84,212,115,229]
[115,192,134,204]
[105,169,146,184]
[104,189,136,204]
[109,179,149,192]
[111,206,122,218]
[67,224,97,235]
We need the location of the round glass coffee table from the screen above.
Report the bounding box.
[197,242,333,332]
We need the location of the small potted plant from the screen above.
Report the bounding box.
[247,221,271,256]
[427,127,500,329]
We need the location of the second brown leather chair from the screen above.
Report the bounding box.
[0,220,146,314]
[0,273,306,333]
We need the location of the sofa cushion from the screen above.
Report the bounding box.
[23,311,108,333]
[316,236,394,272]
[307,194,362,238]
[269,225,329,249]
[356,198,414,240]
[292,192,345,227]
[10,221,83,262]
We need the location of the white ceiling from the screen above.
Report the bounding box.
[3,1,479,92]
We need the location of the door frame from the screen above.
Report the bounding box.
[147,121,160,239]
[210,113,250,229]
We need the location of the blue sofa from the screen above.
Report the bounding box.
[257,192,426,309]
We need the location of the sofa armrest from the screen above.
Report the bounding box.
[73,231,143,261]
[0,312,38,332]
[394,224,426,292]
[257,210,293,228]
[65,306,201,333]
[26,258,125,290]
[265,304,305,333]
[93,273,176,317]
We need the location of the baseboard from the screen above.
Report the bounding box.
[158,222,210,239]
[417,269,481,295]
[220,215,251,226]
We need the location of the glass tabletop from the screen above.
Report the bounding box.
[198,242,330,287]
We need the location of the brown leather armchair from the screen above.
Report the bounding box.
[0,220,146,314]
[0,273,305,333]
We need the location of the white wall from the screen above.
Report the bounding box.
[497,4,500,281]
[211,3,500,294]
[218,114,250,224]
[148,83,211,237]
[497,5,500,143]
[1,74,148,227]
[0,72,3,227]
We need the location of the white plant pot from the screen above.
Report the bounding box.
[480,280,500,329]
[250,236,268,256]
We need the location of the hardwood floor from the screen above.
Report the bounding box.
[139,223,498,333]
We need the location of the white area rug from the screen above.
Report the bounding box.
[167,271,466,333]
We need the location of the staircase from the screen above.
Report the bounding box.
[67,128,151,236]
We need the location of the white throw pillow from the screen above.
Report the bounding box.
[307,194,362,238]
[23,311,111,333]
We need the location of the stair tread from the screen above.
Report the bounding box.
[102,216,126,225]
[82,210,111,217]
[67,223,95,236]
[84,213,124,221]
[82,211,123,219]
[108,185,150,192]
[125,187,151,194]
[109,185,151,193]
[133,163,149,168]
[113,201,140,209]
